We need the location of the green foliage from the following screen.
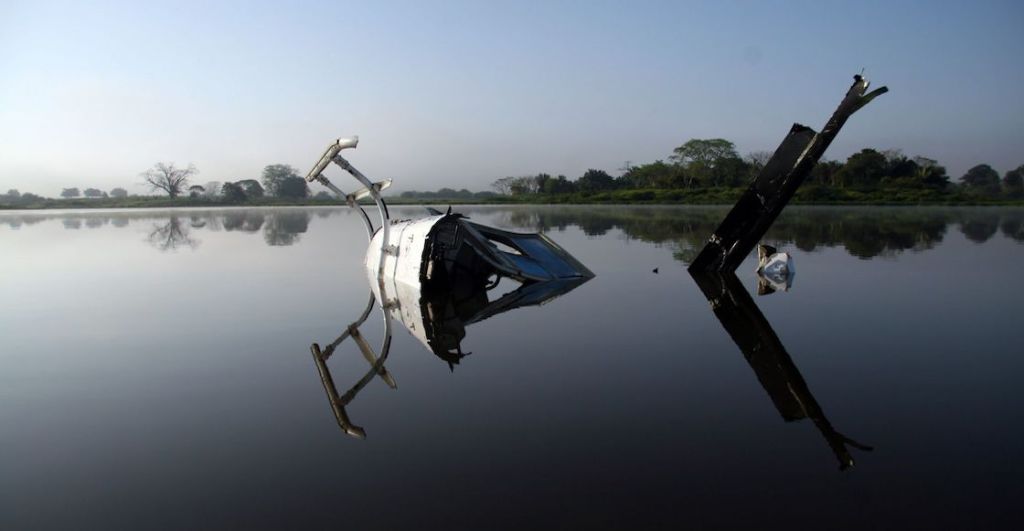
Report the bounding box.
[5,137,1023,210]
[576,169,615,192]
[236,179,264,198]
[621,161,681,189]
[670,138,739,187]
[961,164,1001,196]
[837,149,887,188]
[542,175,576,194]
[275,177,309,199]
[1002,165,1023,198]
[221,182,248,202]
[261,164,302,197]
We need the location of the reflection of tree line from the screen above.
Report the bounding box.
[3,207,1023,256]
[470,207,1024,262]
[0,209,320,250]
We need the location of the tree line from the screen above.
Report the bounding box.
[0,162,340,207]
[4,141,1024,207]
[7,206,1021,258]
[479,139,1024,201]
[142,162,331,202]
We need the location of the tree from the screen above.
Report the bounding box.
[61,187,80,198]
[110,187,128,198]
[710,156,750,187]
[576,169,615,192]
[221,182,248,202]
[809,159,844,187]
[836,149,887,188]
[261,164,301,197]
[203,181,221,198]
[83,188,104,198]
[492,176,516,195]
[913,157,950,189]
[670,138,739,187]
[275,177,309,198]
[671,138,739,166]
[5,189,20,200]
[314,190,333,200]
[620,161,680,189]
[883,150,917,180]
[188,185,206,198]
[1003,165,1024,198]
[543,175,576,194]
[961,164,1001,196]
[745,151,773,181]
[141,162,197,198]
[535,173,552,194]
[507,176,540,196]
[236,179,264,198]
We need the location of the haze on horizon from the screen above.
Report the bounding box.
[1,0,1022,197]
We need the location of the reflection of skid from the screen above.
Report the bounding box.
[311,294,394,440]
[310,273,591,439]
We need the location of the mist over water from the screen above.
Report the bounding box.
[2,205,1022,529]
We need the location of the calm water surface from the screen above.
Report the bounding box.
[2,205,1023,529]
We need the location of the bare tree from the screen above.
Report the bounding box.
[141,163,197,198]
[745,151,773,170]
[491,176,516,195]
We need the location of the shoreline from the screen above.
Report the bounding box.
[3,196,1024,211]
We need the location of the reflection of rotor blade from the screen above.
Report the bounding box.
[690,271,869,470]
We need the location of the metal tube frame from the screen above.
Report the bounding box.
[306,137,398,439]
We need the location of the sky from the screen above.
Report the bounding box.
[1,0,1022,196]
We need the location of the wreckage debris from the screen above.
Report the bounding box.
[755,244,794,295]
[689,75,887,273]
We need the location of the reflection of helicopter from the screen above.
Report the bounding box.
[306,136,593,438]
[690,271,871,470]
[755,244,795,295]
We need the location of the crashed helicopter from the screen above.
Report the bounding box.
[305,136,594,437]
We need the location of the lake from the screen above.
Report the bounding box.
[2,205,1023,529]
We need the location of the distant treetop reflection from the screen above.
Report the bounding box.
[262,210,310,246]
[147,216,198,251]
[2,207,1023,256]
[482,206,1022,262]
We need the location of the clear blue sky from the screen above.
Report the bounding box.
[1,0,1022,196]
